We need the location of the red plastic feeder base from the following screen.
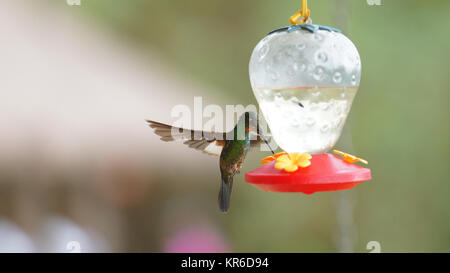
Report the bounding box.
[245,153,371,194]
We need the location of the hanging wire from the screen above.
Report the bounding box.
[290,0,311,25]
[333,0,356,253]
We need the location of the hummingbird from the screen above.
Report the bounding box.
[146,111,274,212]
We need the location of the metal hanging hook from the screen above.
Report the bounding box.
[289,0,311,25]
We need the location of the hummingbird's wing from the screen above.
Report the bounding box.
[146,120,225,156]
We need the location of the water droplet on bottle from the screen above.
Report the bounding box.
[320,124,330,133]
[351,74,357,85]
[335,104,344,115]
[293,63,307,72]
[333,72,342,83]
[299,64,306,72]
[282,110,292,118]
[321,102,330,110]
[313,66,325,81]
[274,51,290,63]
[259,44,269,61]
[279,36,288,44]
[317,52,328,63]
[289,97,299,103]
[296,43,306,50]
[306,117,315,126]
[269,71,278,81]
[314,33,324,41]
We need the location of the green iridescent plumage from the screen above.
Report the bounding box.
[147,111,273,212]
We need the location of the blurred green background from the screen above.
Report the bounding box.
[1,0,449,252]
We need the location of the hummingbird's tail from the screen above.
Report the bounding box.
[218,174,233,213]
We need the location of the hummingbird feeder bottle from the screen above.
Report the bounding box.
[245,0,371,194]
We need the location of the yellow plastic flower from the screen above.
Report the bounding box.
[333,150,368,165]
[274,153,312,172]
[261,152,288,164]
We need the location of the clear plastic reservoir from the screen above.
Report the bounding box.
[250,25,361,154]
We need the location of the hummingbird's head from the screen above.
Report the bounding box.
[240,111,275,154]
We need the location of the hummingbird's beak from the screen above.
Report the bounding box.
[259,132,275,155]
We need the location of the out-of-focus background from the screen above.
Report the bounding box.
[0,0,449,252]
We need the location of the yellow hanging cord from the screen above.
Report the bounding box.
[289,0,311,25]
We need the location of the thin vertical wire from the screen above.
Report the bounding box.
[333,0,357,253]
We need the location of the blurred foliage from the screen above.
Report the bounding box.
[40,0,450,252]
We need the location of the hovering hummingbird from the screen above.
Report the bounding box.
[146,111,274,212]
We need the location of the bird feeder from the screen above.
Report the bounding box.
[245,1,371,194]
